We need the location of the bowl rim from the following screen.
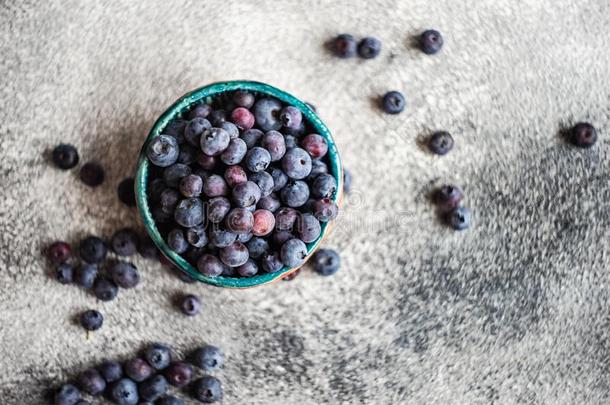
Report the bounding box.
[135,80,342,288]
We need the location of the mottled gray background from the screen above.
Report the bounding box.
[1,0,609,404]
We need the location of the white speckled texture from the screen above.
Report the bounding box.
[1,0,609,404]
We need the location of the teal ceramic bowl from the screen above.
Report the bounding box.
[135,81,343,288]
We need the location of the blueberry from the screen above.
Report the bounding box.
[220,121,239,139]
[261,252,284,273]
[110,378,139,405]
[220,241,249,267]
[283,133,299,149]
[225,208,254,234]
[54,384,80,405]
[147,135,179,167]
[163,163,192,188]
[224,165,248,188]
[240,128,264,149]
[112,228,139,256]
[257,192,281,212]
[343,168,352,194]
[165,362,194,387]
[428,131,454,155]
[307,159,328,180]
[357,36,381,59]
[179,295,202,316]
[167,228,189,254]
[196,152,217,170]
[284,119,306,137]
[79,162,105,187]
[186,225,208,248]
[160,189,180,212]
[233,90,255,108]
[249,171,274,197]
[47,241,72,264]
[220,138,247,165]
[148,178,166,202]
[273,230,294,247]
[280,180,310,207]
[98,360,123,383]
[191,345,224,371]
[177,144,197,165]
[311,173,337,198]
[435,185,463,213]
[446,206,471,230]
[420,29,444,55]
[79,236,108,264]
[157,396,184,405]
[333,33,357,58]
[93,277,118,301]
[280,106,302,130]
[125,358,154,383]
[253,97,282,131]
[312,198,339,222]
[237,259,258,277]
[246,237,269,259]
[138,374,168,401]
[230,107,255,130]
[382,91,406,114]
[74,263,97,289]
[275,207,298,230]
[203,174,228,197]
[188,104,212,120]
[163,119,187,143]
[282,148,312,179]
[301,134,328,159]
[52,144,79,170]
[80,309,103,331]
[296,213,322,243]
[179,174,203,198]
[232,181,262,207]
[138,235,158,259]
[280,239,308,268]
[207,196,231,223]
[200,128,230,156]
[312,248,340,276]
[252,209,275,236]
[261,130,287,161]
[197,253,225,277]
[78,368,106,396]
[208,228,238,248]
[245,146,272,172]
[270,167,288,191]
[193,376,222,403]
[184,118,212,146]
[208,109,227,126]
[117,177,136,206]
[109,261,140,288]
[571,122,597,148]
[174,198,204,227]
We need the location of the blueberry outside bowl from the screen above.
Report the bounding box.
[135,81,343,288]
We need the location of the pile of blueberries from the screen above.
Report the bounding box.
[145,90,342,278]
[54,343,224,404]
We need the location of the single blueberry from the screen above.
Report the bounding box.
[165,361,194,387]
[98,360,123,383]
[188,104,212,120]
[109,261,140,289]
[280,106,302,130]
[193,376,223,403]
[357,36,381,59]
[296,213,322,243]
[261,130,287,161]
[208,109,227,126]
[147,135,179,167]
[237,259,259,277]
[435,185,463,213]
[274,207,299,230]
[163,119,187,143]
[117,177,136,206]
[245,146,272,172]
[207,196,231,223]
[269,167,288,191]
[78,368,106,396]
[174,198,204,227]
[224,165,248,188]
[571,122,597,148]
[138,374,168,401]
[52,144,79,170]
[124,358,154,383]
[280,180,310,207]
[79,236,107,264]
[420,29,444,55]
[160,189,180,212]
[220,138,247,165]
[191,345,224,371]
[111,228,139,256]
[79,162,105,187]
[74,263,97,289]
[233,90,255,108]
[282,148,312,179]
[301,134,328,159]
[446,206,471,230]
[179,295,202,316]
[196,152,217,170]
[208,228,238,248]
[80,309,103,331]
[186,225,208,248]
[307,159,328,180]
[253,98,282,131]
[252,209,275,236]
[280,239,308,268]
[93,277,119,302]
[200,128,230,156]
[311,173,337,198]
[54,384,80,405]
[428,131,454,155]
[312,198,339,222]
[145,343,172,370]
[47,241,72,264]
[219,241,249,267]
[249,171,274,197]
[261,252,284,273]
[257,192,281,212]
[230,107,255,130]
[312,248,340,276]
[333,33,357,58]
[231,181,262,208]
[382,91,406,114]
[56,263,75,284]
[197,253,225,277]
[202,174,228,197]
[246,237,270,259]
[240,128,264,149]
[167,228,189,254]
[225,208,254,234]
[184,117,212,147]
[109,378,139,405]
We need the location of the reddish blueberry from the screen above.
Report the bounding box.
[230,107,255,130]
[435,185,463,213]
[333,34,357,58]
[301,134,328,159]
[224,165,248,188]
[47,241,72,264]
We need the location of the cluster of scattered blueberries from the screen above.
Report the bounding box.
[145,90,343,278]
[54,343,224,404]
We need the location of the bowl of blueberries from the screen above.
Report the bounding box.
[135,81,342,288]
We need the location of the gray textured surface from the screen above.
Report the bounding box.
[1,0,609,404]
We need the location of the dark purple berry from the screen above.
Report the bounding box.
[207,196,231,223]
[232,181,262,207]
[446,206,471,230]
[160,189,180,211]
[240,128,263,148]
[196,152,217,170]
[80,309,103,331]
[54,384,81,405]
[270,167,288,191]
[177,144,197,164]
[311,173,337,198]
[281,180,310,207]
[220,121,239,139]
[174,198,204,227]
[110,378,139,405]
[79,236,107,264]
[125,358,154,383]
[200,127,230,156]
[333,33,357,58]
[224,165,248,188]
[179,174,203,197]
[357,36,381,59]
[301,134,328,159]
[208,110,226,126]
[307,159,328,180]
[165,362,193,387]
[52,143,79,170]
[282,147,312,179]
[275,207,298,230]
[261,252,284,273]
[188,104,212,120]
[186,225,208,248]
[79,162,104,187]
[184,118,212,146]
[261,130,287,161]
[93,277,118,301]
[571,122,597,148]
[253,97,282,131]
[280,239,307,268]
[312,198,339,222]
[163,119,187,143]
[220,138,247,165]
[230,107,255,130]
[284,134,299,149]
[78,368,106,396]
[193,376,222,403]
[138,374,168,401]
[47,241,71,264]
[296,213,322,243]
[420,29,444,55]
[74,263,97,289]
[147,135,179,167]
[428,131,454,155]
[109,261,140,288]
[312,248,340,276]
[56,263,74,284]
[208,228,238,248]
[148,178,166,202]
[249,171,274,197]
[225,208,254,234]
[197,253,225,277]
[220,241,249,267]
[163,163,192,188]
[237,259,258,277]
[245,146,271,172]
[202,174,228,198]
[257,192,281,212]
[111,228,139,256]
[167,228,189,254]
[382,91,406,114]
[117,177,136,206]
[246,237,269,259]
[99,360,123,383]
[273,230,294,247]
[280,106,302,129]
[435,185,463,213]
[233,90,255,108]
